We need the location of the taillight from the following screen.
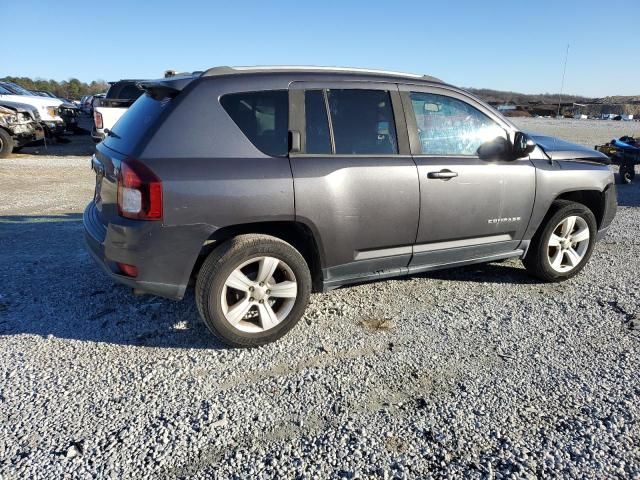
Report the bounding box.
[94,111,103,129]
[116,262,138,277]
[117,159,163,220]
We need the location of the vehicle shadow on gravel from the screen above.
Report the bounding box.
[0,214,226,350]
[413,260,540,285]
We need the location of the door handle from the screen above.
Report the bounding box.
[427,169,458,180]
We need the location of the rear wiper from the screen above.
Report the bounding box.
[104,128,120,139]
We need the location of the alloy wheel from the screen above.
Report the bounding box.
[547,215,590,273]
[220,256,298,333]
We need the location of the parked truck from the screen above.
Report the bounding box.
[92,80,144,142]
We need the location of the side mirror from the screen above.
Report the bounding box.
[513,131,536,158]
[477,136,511,160]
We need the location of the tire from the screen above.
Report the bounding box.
[195,234,312,347]
[619,163,635,184]
[523,200,597,282]
[0,128,15,158]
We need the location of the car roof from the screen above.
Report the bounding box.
[200,65,444,84]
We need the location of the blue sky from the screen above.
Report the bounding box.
[4,0,639,97]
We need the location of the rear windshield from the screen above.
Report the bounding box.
[102,93,170,154]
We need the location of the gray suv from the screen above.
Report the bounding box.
[84,66,617,347]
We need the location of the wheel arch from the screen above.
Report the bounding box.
[554,189,606,228]
[191,221,325,292]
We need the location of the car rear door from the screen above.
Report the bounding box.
[288,81,419,285]
[399,85,536,268]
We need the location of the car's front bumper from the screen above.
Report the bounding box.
[596,183,618,241]
[11,123,45,147]
[42,120,65,137]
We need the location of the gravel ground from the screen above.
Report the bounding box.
[0,122,639,479]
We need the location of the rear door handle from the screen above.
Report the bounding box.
[427,169,458,180]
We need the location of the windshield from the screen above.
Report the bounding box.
[6,83,36,96]
[0,85,14,95]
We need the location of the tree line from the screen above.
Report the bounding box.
[0,77,109,99]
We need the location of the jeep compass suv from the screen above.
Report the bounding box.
[84,66,617,347]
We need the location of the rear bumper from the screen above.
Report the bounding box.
[91,126,105,143]
[83,202,213,300]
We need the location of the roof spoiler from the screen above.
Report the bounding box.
[137,76,195,98]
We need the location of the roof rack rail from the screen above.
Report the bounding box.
[201,65,442,83]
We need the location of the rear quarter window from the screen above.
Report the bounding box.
[220,90,288,157]
[102,93,171,155]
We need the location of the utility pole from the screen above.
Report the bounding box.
[557,44,570,118]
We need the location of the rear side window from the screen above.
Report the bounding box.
[409,92,506,156]
[305,90,331,154]
[327,89,397,155]
[221,90,288,157]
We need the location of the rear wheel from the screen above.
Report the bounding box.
[195,234,311,347]
[0,129,14,158]
[523,200,597,282]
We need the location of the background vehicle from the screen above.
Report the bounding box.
[596,136,640,184]
[84,66,617,347]
[92,80,144,142]
[28,90,81,133]
[80,95,94,114]
[0,81,65,137]
[0,103,44,157]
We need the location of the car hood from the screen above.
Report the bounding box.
[0,100,35,115]
[0,106,15,116]
[0,93,62,107]
[528,133,610,164]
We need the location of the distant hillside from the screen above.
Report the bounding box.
[467,89,640,117]
[466,88,593,105]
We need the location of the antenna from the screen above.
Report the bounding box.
[557,44,570,118]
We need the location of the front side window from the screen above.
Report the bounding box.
[409,92,506,156]
[326,89,397,155]
[221,90,288,157]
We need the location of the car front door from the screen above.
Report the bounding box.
[399,86,536,268]
[288,82,420,286]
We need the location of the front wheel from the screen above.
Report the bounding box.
[195,234,311,347]
[0,128,14,158]
[523,200,597,282]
